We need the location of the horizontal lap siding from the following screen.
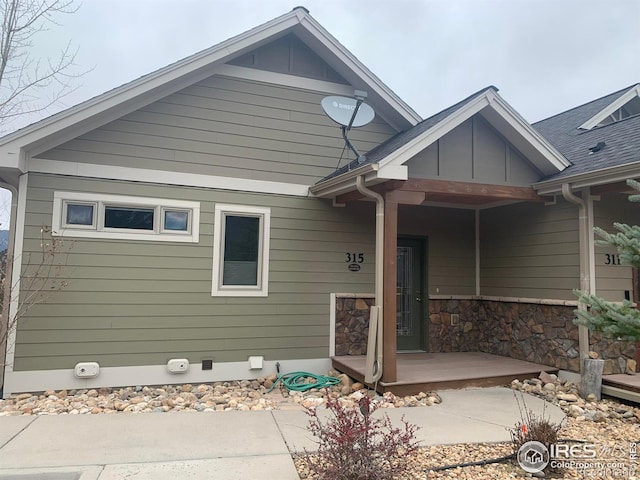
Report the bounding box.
[480,200,579,299]
[594,193,637,301]
[14,174,375,370]
[35,76,396,184]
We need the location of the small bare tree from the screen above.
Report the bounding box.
[0,225,70,367]
[0,0,86,129]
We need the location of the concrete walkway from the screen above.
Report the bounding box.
[0,387,564,480]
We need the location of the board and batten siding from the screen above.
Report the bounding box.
[14,173,375,371]
[480,199,580,300]
[405,115,542,187]
[594,193,638,301]
[398,205,476,296]
[34,75,397,185]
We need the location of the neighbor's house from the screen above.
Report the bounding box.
[0,8,637,397]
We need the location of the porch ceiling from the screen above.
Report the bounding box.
[336,178,552,206]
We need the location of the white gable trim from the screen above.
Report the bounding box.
[579,84,640,130]
[29,159,311,197]
[0,8,417,158]
[377,93,491,172]
[216,64,355,96]
[377,89,569,175]
[296,14,421,127]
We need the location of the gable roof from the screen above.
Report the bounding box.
[0,7,421,175]
[312,85,569,196]
[322,86,497,182]
[533,83,640,193]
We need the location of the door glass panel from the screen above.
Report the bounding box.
[396,246,413,336]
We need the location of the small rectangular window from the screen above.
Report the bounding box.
[163,209,189,232]
[104,206,154,230]
[212,204,270,297]
[66,203,95,226]
[53,192,200,243]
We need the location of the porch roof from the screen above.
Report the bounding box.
[311,86,570,199]
[334,178,551,207]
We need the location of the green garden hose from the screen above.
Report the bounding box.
[265,371,341,393]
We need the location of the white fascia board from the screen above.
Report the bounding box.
[579,84,640,130]
[376,164,408,180]
[378,94,491,170]
[29,159,311,197]
[297,15,421,127]
[0,11,303,155]
[533,161,640,195]
[489,92,570,171]
[0,147,26,172]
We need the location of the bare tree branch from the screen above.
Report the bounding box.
[0,0,88,130]
[0,225,71,367]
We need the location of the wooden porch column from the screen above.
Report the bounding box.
[382,194,398,383]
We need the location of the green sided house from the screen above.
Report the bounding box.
[0,7,637,397]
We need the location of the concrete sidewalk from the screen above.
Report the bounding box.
[0,387,564,480]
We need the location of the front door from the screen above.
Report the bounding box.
[396,238,426,351]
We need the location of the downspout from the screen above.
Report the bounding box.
[355,175,383,383]
[561,184,591,363]
[0,182,18,394]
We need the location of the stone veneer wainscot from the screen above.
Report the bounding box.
[334,294,637,375]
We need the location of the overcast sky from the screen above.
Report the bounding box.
[1,0,639,226]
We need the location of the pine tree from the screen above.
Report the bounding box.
[574,179,640,341]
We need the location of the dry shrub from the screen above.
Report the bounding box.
[304,393,420,480]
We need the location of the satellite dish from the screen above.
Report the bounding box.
[321,96,375,128]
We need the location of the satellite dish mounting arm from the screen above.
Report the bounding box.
[342,90,367,163]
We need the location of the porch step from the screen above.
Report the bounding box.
[332,352,559,396]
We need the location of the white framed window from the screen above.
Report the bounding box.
[211,204,270,297]
[52,191,200,243]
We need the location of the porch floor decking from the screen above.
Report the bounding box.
[602,373,640,403]
[332,352,559,396]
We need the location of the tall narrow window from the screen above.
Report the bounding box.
[212,204,271,297]
[223,215,260,286]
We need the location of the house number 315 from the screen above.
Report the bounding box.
[345,253,364,263]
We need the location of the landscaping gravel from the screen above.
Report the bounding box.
[1,371,637,479]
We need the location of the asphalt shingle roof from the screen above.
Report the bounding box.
[317,83,640,186]
[533,84,640,181]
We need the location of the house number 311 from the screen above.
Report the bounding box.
[604,253,621,265]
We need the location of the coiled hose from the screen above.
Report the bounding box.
[265,371,341,393]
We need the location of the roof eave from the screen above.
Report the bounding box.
[0,7,421,157]
[0,10,304,156]
[488,92,571,173]
[375,89,570,177]
[533,161,640,195]
[310,164,380,198]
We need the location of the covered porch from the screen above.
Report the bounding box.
[332,352,559,396]
[313,88,637,396]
